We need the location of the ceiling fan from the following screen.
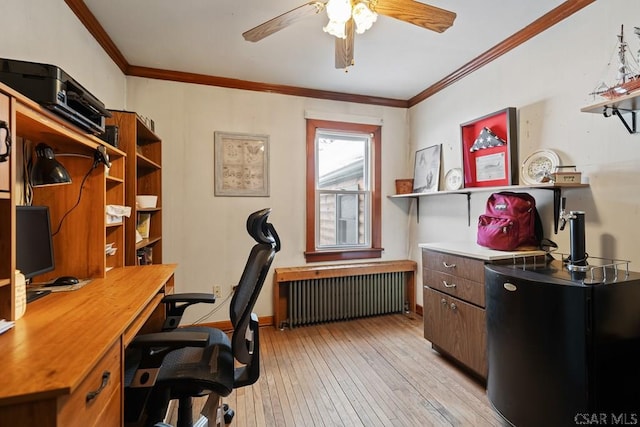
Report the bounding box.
[242,0,456,70]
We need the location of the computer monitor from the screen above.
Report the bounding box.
[16,205,55,280]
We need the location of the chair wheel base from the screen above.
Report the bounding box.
[223,404,235,424]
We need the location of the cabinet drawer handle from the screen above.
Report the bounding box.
[450,302,458,311]
[86,371,111,403]
[0,120,11,163]
[442,261,456,268]
[440,298,447,306]
[442,280,456,288]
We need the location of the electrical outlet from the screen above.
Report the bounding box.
[213,285,222,298]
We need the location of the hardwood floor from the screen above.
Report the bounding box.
[168,313,505,426]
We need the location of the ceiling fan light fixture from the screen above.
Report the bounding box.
[352,2,377,34]
[323,20,347,39]
[325,0,352,22]
[324,0,351,38]
[243,0,456,70]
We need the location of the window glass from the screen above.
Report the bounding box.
[316,131,370,249]
[317,134,367,190]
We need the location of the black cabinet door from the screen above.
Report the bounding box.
[485,268,588,427]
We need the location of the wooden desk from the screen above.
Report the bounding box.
[0,264,177,427]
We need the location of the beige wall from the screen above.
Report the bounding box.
[1,0,126,109]
[408,0,640,305]
[125,78,411,322]
[5,0,639,319]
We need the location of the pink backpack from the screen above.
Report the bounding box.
[477,192,542,251]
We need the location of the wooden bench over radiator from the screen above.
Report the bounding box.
[273,260,417,329]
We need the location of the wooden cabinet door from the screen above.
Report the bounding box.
[0,93,10,192]
[423,286,487,378]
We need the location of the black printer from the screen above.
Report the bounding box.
[0,58,111,134]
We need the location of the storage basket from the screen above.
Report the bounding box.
[395,179,414,194]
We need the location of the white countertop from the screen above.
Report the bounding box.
[419,241,546,261]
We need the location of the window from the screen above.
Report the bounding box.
[305,119,382,262]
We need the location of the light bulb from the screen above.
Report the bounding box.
[324,0,352,39]
[325,0,352,23]
[352,3,377,34]
[323,20,347,39]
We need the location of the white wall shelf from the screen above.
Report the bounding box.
[388,183,589,233]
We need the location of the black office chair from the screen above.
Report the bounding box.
[124,208,280,427]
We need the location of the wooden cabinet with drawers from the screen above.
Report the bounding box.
[0,265,176,427]
[422,248,488,379]
[57,341,121,427]
[421,243,545,381]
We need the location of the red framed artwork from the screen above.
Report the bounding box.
[460,107,518,188]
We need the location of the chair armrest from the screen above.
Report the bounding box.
[162,293,217,330]
[162,293,217,304]
[129,331,210,369]
[130,331,210,348]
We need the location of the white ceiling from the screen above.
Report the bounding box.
[82,0,565,101]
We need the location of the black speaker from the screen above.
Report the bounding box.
[99,125,118,148]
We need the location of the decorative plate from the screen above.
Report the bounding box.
[444,168,463,191]
[521,149,561,185]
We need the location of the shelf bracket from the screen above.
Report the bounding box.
[604,106,637,134]
[466,193,472,226]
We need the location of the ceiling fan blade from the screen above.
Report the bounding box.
[243,1,327,42]
[335,19,355,69]
[369,0,456,33]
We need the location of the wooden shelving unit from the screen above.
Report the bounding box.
[0,82,126,320]
[107,111,162,266]
[27,127,126,282]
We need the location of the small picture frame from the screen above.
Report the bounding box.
[413,144,441,193]
[460,108,518,188]
[214,131,270,197]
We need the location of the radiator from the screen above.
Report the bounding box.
[287,272,406,327]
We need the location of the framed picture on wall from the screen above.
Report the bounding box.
[460,108,518,188]
[214,131,270,197]
[412,144,441,193]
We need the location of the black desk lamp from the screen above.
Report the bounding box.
[30,143,111,186]
[30,143,72,186]
[28,142,111,235]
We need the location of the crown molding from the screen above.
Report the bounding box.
[64,0,128,73]
[126,65,408,108]
[66,0,594,108]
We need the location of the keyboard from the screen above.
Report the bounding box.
[26,289,52,303]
